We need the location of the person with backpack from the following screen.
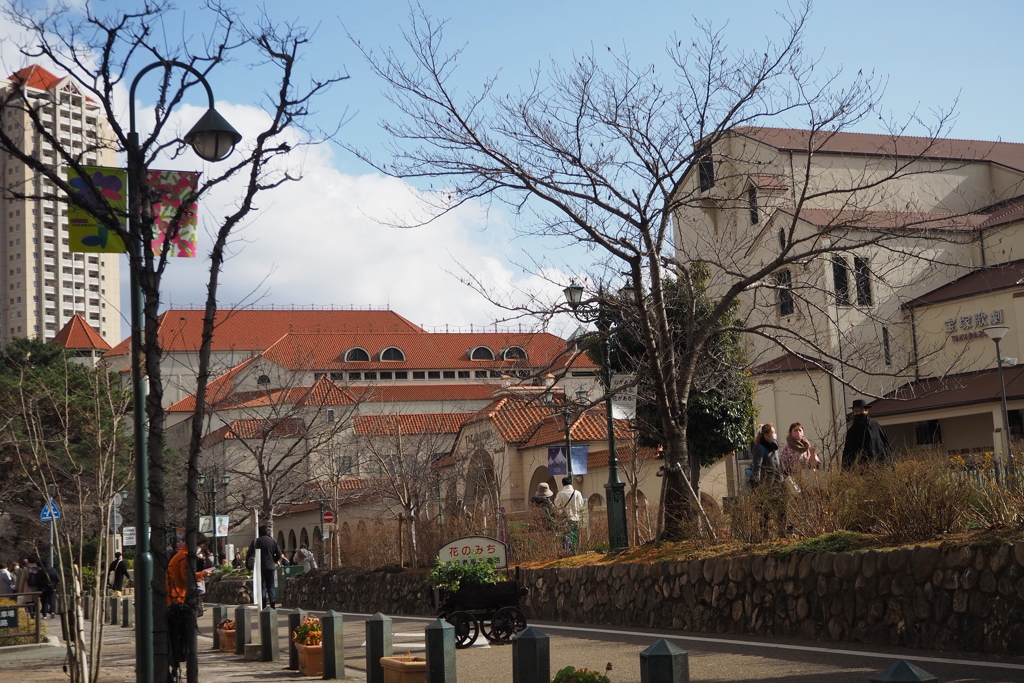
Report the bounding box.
[16,555,47,617]
[40,561,59,619]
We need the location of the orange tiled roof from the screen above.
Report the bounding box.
[166,356,261,412]
[51,314,111,351]
[464,395,557,444]
[105,308,426,357]
[201,417,306,448]
[734,126,1024,173]
[10,65,63,91]
[353,413,473,436]
[295,375,359,407]
[521,411,633,448]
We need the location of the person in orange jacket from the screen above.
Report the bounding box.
[166,534,210,604]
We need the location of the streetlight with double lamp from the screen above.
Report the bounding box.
[983,325,1017,469]
[127,60,241,683]
[199,470,231,567]
[563,280,630,554]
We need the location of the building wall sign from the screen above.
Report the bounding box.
[945,310,1003,341]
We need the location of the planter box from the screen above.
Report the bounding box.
[217,629,236,654]
[380,656,427,683]
[296,642,324,677]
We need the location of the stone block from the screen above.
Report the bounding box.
[244,643,262,661]
[911,547,940,582]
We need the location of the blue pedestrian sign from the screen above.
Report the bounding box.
[41,498,61,521]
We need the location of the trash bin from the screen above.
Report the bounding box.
[276,564,304,591]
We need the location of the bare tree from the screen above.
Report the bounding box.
[0,3,345,680]
[347,3,977,539]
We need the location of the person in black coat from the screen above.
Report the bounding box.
[748,422,788,537]
[250,526,282,609]
[842,400,893,468]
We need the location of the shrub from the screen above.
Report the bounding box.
[0,598,47,647]
[552,666,611,683]
[427,557,498,592]
[773,531,865,558]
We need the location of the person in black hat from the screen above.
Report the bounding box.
[841,399,892,468]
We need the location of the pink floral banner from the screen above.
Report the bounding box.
[148,169,200,257]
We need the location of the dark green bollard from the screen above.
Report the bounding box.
[108,597,119,625]
[365,613,393,683]
[287,608,307,669]
[640,639,689,683]
[234,605,253,655]
[869,660,937,682]
[83,593,91,620]
[121,597,133,628]
[425,618,456,683]
[211,605,228,650]
[260,607,279,662]
[322,610,346,679]
[512,626,549,683]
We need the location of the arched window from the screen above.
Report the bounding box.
[345,347,370,362]
[469,346,494,361]
[380,347,406,361]
[776,269,794,316]
[502,346,527,360]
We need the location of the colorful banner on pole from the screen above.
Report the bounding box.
[148,169,199,257]
[67,166,127,253]
[547,445,589,476]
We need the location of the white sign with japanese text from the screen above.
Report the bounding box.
[437,536,507,568]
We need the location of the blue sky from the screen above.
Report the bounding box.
[3,1,1023,340]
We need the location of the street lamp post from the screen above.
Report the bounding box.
[984,325,1015,467]
[564,280,630,554]
[199,471,230,567]
[127,60,241,683]
[561,385,590,481]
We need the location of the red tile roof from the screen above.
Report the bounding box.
[295,375,359,407]
[904,258,1024,308]
[521,411,633,448]
[464,395,558,444]
[734,127,1024,173]
[780,207,985,232]
[105,308,425,356]
[869,366,1024,418]
[166,356,261,412]
[50,314,111,350]
[750,352,831,375]
[353,413,473,436]
[201,417,306,448]
[10,65,63,91]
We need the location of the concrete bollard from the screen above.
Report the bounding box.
[640,639,689,683]
[121,597,133,628]
[287,608,306,670]
[425,618,456,683]
[259,607,279,662]
[322,610,346,679]
[869,660,937,682]
[512,626,549,683]
[234,605,254,656]
[365,613,393,683]
[211,605,228,650]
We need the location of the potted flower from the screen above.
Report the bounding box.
[216,619,236,654]
[552,666,612,683]
[379,654,427,683]
[292,616,323,676]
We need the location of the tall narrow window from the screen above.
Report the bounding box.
[748,185,759,224]
[776,269,794,316]
[854,256,872,306]
[697,146,715,191]
[832,255,850,306]
[882,326,891,366]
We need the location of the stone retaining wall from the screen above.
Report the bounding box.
[204,576,252,606]
[282,543,1024,654]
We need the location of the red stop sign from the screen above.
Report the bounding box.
[323,510,335,524]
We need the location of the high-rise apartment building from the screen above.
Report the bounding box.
[1,65,120,347]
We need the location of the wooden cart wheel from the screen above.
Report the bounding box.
[445,610,479,649]
[486,606,527,642]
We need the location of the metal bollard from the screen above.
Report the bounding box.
[512,626,549,683]
[425,618,456,683]
[259,607,279,662]
[869,660,937,682]
[365,613,393,683]
[121,597,133,628]
[211,605,228,650]
[83,593,91,619]
[108,596,119,625]
[322,610,346,679]
[287,608,306,670]
[234,605,253,656]
[640,639,689,683]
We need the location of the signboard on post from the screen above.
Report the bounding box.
[215,515,230,538]
[40,499,61,521]
[322,510,335,524]
[0,606,18,629]
[122,526,137,546]
[437,536,507,568]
